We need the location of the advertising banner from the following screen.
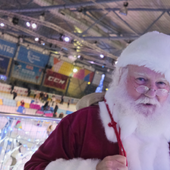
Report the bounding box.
[0,55,10,75]
[12,61,43,84]
[49,56,94,82]
[44,70,68,90]
[0,38,17,58]
[17,46,49,67]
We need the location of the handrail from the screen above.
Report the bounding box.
[0,112,61,123]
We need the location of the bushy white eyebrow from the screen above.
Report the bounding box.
[133,72,146,77]
[133,72,168,82]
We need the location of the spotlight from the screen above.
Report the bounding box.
[63,36,70,42]
[12,17,19,25]
[0,23,5,27]
[90,61,94,64]
[77,55,83,60]
[35,37,39,41]
[88,82,91,85]
[115,61,118,64]
[106,88,108,91]
[26,22,31,27]
[32,23,37,29]
[100,54,104,58]
[102,74,105,78]
[119,2,128,16]
[73,68,78,73]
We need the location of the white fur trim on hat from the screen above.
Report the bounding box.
[45,158,100,170]
[117,31,170,83]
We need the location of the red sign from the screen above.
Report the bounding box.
[44,70,68,90]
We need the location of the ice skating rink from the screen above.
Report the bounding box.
[0,92,77,170]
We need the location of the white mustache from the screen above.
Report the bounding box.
[135,97,161,107]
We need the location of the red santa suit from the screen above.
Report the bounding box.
[24,105,119,170]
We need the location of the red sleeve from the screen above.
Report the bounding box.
[24,117,76,170]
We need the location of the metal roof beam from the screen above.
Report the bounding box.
[80,11,111,36]
[0,17,114,65]
[3,0,124,13]
[83,36,138,40]
[0,10,118,59]
[143,11,165,34]
[71,8,170,12]
[112,11,138,35]
[84,12,118,34]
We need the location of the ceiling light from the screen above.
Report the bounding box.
[73,68,78,73]
[32,23,37,29]
[100,54,104,58]
[0,23,5,27]
[106,88,108,91]
[90,61,94,64]
[77,55,81,58]
[63,36,70,42]
[26,22,31,27]
[35,37,39,41]
[115,61,118,64]
[88,82,91,85]
[119,2,128,16]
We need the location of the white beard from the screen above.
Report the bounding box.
[102,70,170,170]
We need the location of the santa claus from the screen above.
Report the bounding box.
[25,31,170,170]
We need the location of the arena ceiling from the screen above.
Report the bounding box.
[0,0,169,73]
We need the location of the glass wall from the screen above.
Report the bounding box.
[0,112,61,170]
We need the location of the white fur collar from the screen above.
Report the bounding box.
[98,101,170,170]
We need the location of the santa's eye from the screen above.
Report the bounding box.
[157,81,167,88]
[136,77,146,84]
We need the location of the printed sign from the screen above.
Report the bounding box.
[12,61,43,84]
[0,38,17,58]
[17,46,49,67]
[44,70,68,90]
[0,55,10,75]
[49,56,94,82]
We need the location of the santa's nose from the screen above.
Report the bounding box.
[144,82,157,98]
[145,88,157,98]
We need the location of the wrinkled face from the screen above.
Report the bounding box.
[126,65,170,113]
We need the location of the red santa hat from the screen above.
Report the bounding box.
[117,31,170,83]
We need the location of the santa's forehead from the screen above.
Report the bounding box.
[127,65,166,79]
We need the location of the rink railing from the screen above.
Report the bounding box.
[0,112,61,170]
